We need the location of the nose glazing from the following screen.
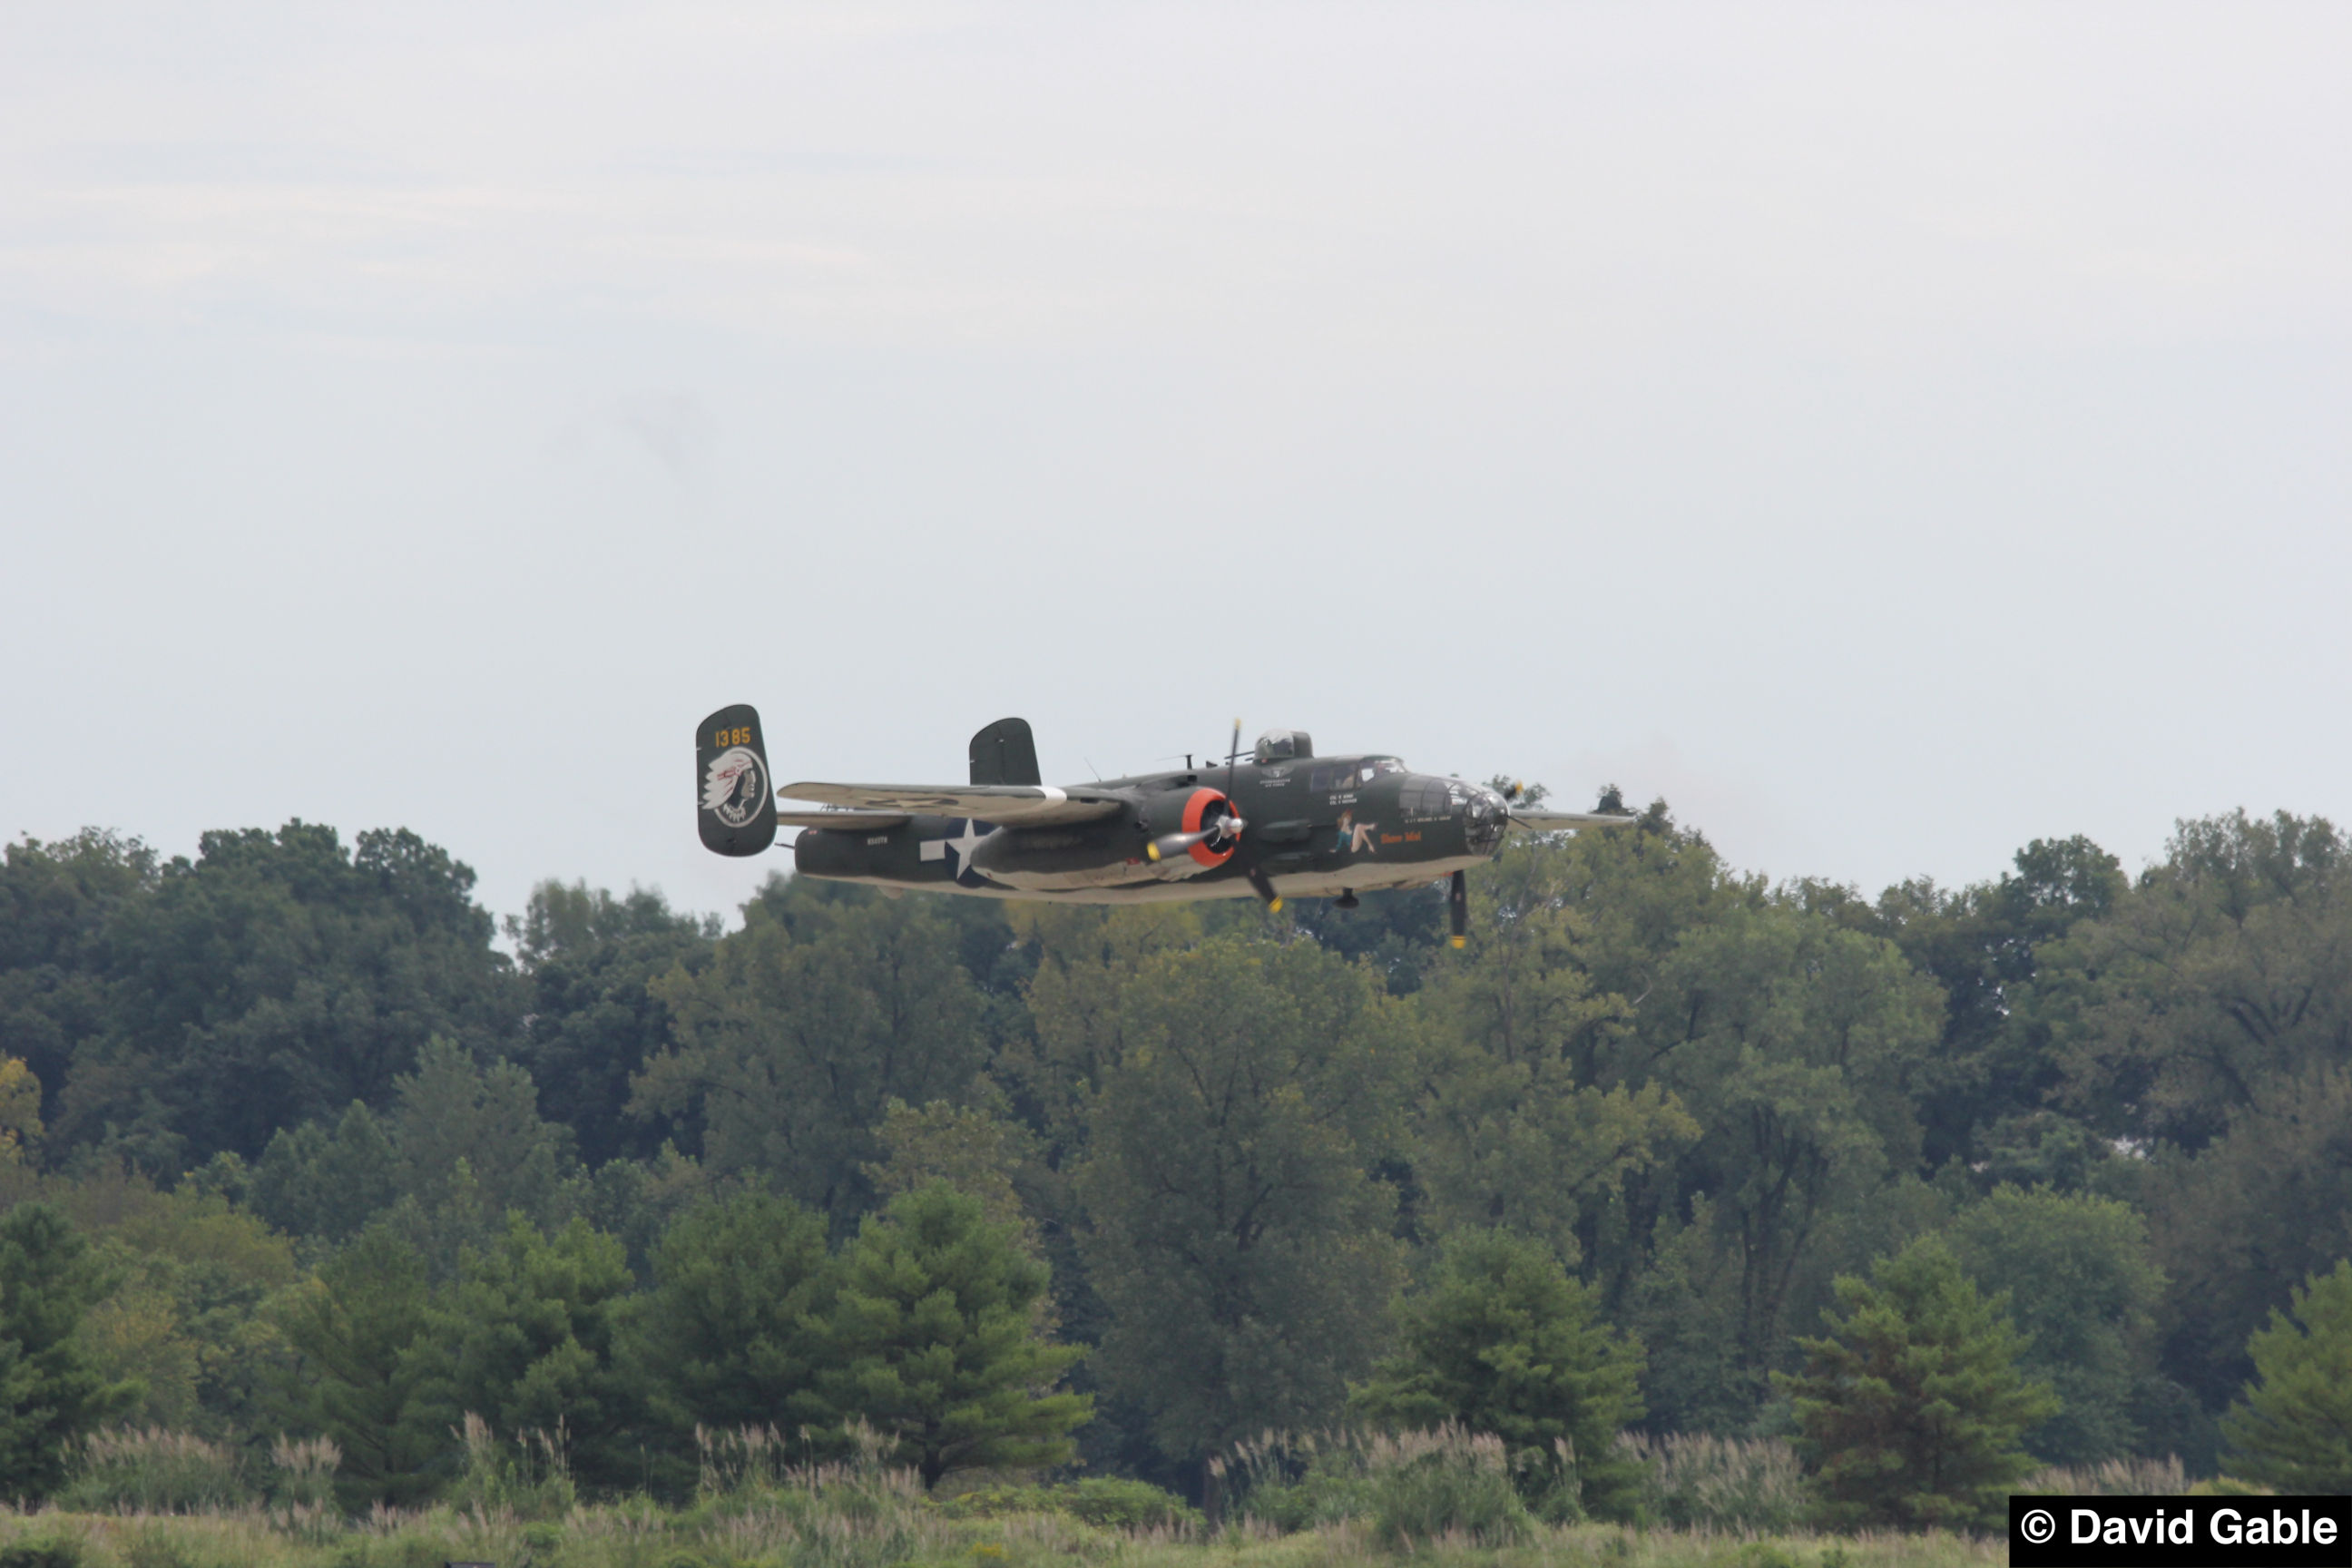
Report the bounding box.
[1462,789,1505,855]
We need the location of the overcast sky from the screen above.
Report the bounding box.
[5,3,2347,928]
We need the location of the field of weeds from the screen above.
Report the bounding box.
[0,1507,2006,1568]
[0,1425,2027,1568]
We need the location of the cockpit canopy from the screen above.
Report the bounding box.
[1253,729,1314,764]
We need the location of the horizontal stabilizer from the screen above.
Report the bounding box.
[777,808,912,831]
[1508,810,1640,833]
[777,780,1125,827]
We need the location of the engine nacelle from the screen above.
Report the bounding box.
[968,787,1238,891]
[1154,786,1240,869]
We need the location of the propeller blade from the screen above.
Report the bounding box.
[1245,864,1283,912]
[1144,819,1247,863]
[1447,869,1468,948]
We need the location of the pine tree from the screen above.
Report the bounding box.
[620,1190,834,1440]
[1776,1235,2056,1532]
[270,1223,438,1506]
[812,1181,1088,1487]
[1352,1228,1647,1520]
[0,1204,140,1497]
[2220,1257,2352,1490]
[401,1215,638,1492]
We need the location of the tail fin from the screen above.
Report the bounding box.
[696,704,778,857]
[967,717,1042,786]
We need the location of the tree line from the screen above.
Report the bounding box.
[0,800,2347,1522]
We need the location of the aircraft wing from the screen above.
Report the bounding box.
[776,808,913,831]
[1508,810,1641,833]
[777,781,1126,826]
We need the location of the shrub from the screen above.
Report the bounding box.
[444,1410,576,1520]
[1364,1425,1532,1548]
[0,1540,82,1568]
[1619,1432,1807,1532]
[1220,1430,1375,1533]
[54,1426,250,1513]
[1220,1425,1534,1540]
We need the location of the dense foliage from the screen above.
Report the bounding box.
[0,802,2345,1519]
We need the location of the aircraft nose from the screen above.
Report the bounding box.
[1461,789,1505,855]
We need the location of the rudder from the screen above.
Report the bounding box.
[696,704,778,857]
[968,717,1042,786]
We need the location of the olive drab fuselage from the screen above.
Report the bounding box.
[696,710,1625,910]
[791,752,1510,904]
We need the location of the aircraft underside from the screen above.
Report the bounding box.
[817,850,1494,905]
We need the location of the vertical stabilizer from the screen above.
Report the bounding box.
[968,717,1043,786]
[696,704,778,857]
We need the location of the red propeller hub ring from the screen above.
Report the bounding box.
[1181,789,1238,867]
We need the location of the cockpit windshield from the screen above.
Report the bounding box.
[1308,757,1408,790]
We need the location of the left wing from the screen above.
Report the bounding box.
[776,808,912,830]
[777,780,1126,827]
[1508,810,1640,833]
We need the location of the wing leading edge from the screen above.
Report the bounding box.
[777,781,1125,828]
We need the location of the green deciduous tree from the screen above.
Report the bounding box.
[58,1171,299,1444]
[1777,1236,2056,1532]
[862,1099,1044,1247]
[2043,810,2352,1151]
[1801,836,2123,1177]
[634,888,985,1224]
[1073,936,1409,1459]
[1626,902,1945,1422]
[250,1037,584,1272]
[1411,838,1697,1261]
[0,831,157,1118]
[507,880,718,1167]
[54,822,523,1172]
[2142,1063,2352,1410]
[0,1203,139,1497]
[1945,1185,2164,1465]
[2220,1258,2352,1491]
[814,1182,1086,1487]
[1352,1229,1646,1520]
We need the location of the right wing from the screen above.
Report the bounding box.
[1508,810,1640,833]
[776,781,1126,827]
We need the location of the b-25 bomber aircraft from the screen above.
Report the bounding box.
[696,706,1633,946]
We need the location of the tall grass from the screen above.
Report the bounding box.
[446,1411,575,1521]
[55,1428,250,1514]
[2021,1455,2188,1496]
[674,1418,949,1568]
[1361,1425,1532,1548]
[1618,1432,1808,1533]
[1218,1424,1533,1545]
